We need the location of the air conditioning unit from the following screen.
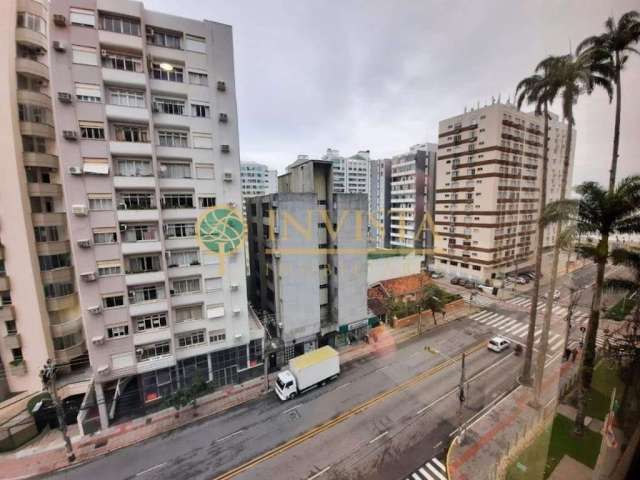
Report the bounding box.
[100,49,108,57]
[97,365,110,375]
[72,204,88,216]
[58,92,73,104]
[135,348,144,356]
[91,336,105,346]
[217,81,226,92]
[274,252,281,259]
[218,113,228,123]
[53,14,66,27]
[77,239,91,248]
[223,171,233,182]
[220,144,230,153]
[88,305,102,314]
[68,166,83,175]
[119,224,128,232]
[232,308,241,316]
[63,130,78,141]
[230,283,239,291]
[52,40,66,52]
[80,271,97,282]
[273,225,279,234]
[118,202,127,210]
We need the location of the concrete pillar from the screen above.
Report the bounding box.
[94,381,109,431]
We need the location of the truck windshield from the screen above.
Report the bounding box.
[276,377,286,390]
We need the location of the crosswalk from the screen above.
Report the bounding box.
[506,296,569,317]
[405,457,447,480]
[469,309,608,351]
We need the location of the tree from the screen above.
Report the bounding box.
[164,374,207,418]
[514,61,555,384]
[419,285,445,331]
[544,175,640,434]
[531,51,612,406]
[578,11,640,191]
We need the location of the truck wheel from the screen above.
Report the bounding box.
[289,392,296,400]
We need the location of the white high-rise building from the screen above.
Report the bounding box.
[240,161,277,198]
[433,102,575,282]
[322,148,370,194]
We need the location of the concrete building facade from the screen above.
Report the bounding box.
[368,158,390,248]
[433,102,575,283]
[321,148,370,194]
[240,161,277,198]
[246,158,368,365]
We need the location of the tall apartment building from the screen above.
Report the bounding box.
[240,161,277,198]
[389,143,438,250]
[14,0,265,428]
[321,148,370,194]
[368,158,390,248]
[246,158,368,365]
[0,0,87,400]
[433,102,574,282]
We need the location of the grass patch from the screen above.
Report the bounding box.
[584,359,625,421]
[605,294,635,321]
[506,414,602,480]
[367,249,411,259]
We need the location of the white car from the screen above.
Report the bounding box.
[488,336,511,353]
[543,289,561,300]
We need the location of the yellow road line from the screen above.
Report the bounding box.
[213,340,487,480]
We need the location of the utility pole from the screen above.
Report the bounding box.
[40,359,75,462]
[563,282,583,358]
[458,352,467,443]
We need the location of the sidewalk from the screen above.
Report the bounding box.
[0,303,475,480]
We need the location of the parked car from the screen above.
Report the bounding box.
[430,272,444,279]
[450,277,462,285]
[464,280,478,289]
[516,276,529,284]
[488,336,511,353]
[543,289,561,300]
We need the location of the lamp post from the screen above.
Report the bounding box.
[40,359,75,462]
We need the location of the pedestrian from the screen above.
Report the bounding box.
[571,348,578,362]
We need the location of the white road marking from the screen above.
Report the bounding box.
[418,467,435,480]
[334,382,351,391]
[427,462,448,480]
[433,441,443,449]
[485,315,506,326]
[549,339,564,351]
[282,404,302,415]
[533,328,543,338]
[136,463,167,476]
[412,473,423,480]
[478,312,499,323]
[308,466,332,480]
[509,324,530,336]
[215,429,246,443]
[369,430,389,444]
[504,321,525,333]
[432,457,447,471]
[470,311,487,320]
[497,318,518,330]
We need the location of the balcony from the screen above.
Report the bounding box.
[109,141,152,156]
[50,316,83,338]
[132,328,171,346]
[105,104,150,123]
[9,360,27,376]
[20,121,54,138]
[0,276,10,291]
[17,89,51,108]
[46,292,78,312]
[0,305,15,322]
[32,212,66,226]
[22,151,58,169]
[136,354,175,374]
[41,266,74,284]
[15,57,48,81]
[16,27,47,52]
[98,29,144,51]
[101,67,146,87]
[35,240,70,256]
[3,333,21,350]
[126,270,166,286]
[117,208,159,223]
[129,299,168,317]
[54,339,86,364]
[27,182,62,197]
[113,175,156,189]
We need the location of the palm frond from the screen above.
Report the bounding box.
[543,199,578,226]
[575,243,600,261]
[603,277,638,293]
[610,247,640,272]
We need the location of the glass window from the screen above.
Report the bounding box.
[185,35,206,53]
[107,325,129,338]
[17,12,46,35]
[121,224,158,242]
[128,284,164,304]
[34,226,61,242]
[195,165,214,180]
[146,26,182,49]
[153,97,185,115]
[93,228,117,244]
[108,88,145,107]
[118,192,155,210]
[166,249,199,268]
[38,253,71,271]
[188,71,208,86]
[157,130,189,147]
[134,312,168,332]
[75,83,102,102]
[191,103,210,118]
[80,122,105,140]
[151,63,183,82]
[160,162,191,178]
[71,45,98,66]
[209,329,226,344]
[136,341,171,361]
[192,133,212,149]
[162,192,193,209]
[18,104,52,124]
[176,330,205,349]
[22,135,47,153]
[102,51,143,72]
[164,222,196,239]
[70,8,95,27]
[98,13,140,36]
[116,158,152,176]
[198,196,216,208]
[88,194,113,210]
[175,304,202,323]
[97,260,121,276]
[171,277,200,295]
[114,125,149,142]
[43,282,74,299]
[102,294,125,309]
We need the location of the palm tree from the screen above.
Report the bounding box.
[544,175,640,434]
[531,52,612,406]
[514,64,556,385]
[578,11,640,191]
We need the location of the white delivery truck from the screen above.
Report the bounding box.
[275,346,340,401]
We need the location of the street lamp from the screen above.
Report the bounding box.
[159,62,174,71]
[40,360,75,462]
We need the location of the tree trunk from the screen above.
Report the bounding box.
[533,104,573,403]
[521,102,550,385]
[575,243,606,434]
[608,56,622,192]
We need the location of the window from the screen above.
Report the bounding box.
[128,284,164,303]
[38,253,71,271]
[17,12,46,35]
[116,158,152,176]
[198,196,216,208]
[171,277,200,295]
[185,34,206,53]
[30,196,54,213]
[165,222,195,239]
[192,133,212,149]
[121,224,158,242]
[191,103,210,118]
[166,249,199,268]
[22,135,47,153]
[102,51,143,72]
[88,194,113,210]
[34,226,60,243]
[177,330,205,349]
[209,329,226,344]
[126,255,161,274]
[19,103,51,124]
[43,282,74,298]
[196,165,214,179]
[72,45,98,65]
[136,341,170,361]
[158,130,188,147]
[175,305,203,323]
[70,8,95,27]
[99,13,140,36]
[75,83,101,102]
[114,125,149,143]
[205,277,222,292]
[93,228,117,244]
[473,265,481,271]
[162,192,193,209]
[5,320,17,335]
[97,260,121,277]
[153,97,185,115]
[134,312,168,332]
[83,158,110,175]
[107,325,129,338]
[160,161,191,178]
[188,71,208,86]
[118,192,155,210]
[151,63,183,82]
[108,88,145,107]
[80,122,105,140]
[102,294,125,309]
[146,26,182,48]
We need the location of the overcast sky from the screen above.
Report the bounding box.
[146,0,640,186]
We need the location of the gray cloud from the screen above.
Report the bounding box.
[146,0,640,185]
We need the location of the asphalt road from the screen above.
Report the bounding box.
[48,316,522,480]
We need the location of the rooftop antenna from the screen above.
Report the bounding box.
[498,93,502,104]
